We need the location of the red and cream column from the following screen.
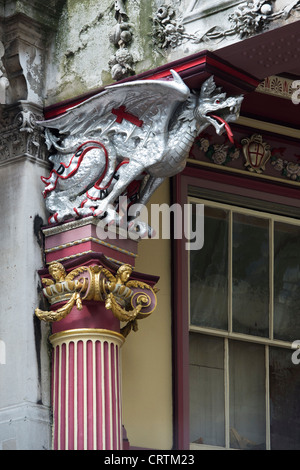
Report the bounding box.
[51,329,124,450]
[35,217,158,450]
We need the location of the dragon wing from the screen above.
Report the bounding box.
[38,70,190,146]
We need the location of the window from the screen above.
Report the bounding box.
[189,198,300,450]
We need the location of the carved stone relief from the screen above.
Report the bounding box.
[201,0,300,43]
[151,1,300,50]
[0,102,47,165]
[152,4,187,49]
[0,10,58,165]
[2,14,48,106]
[108,0,135,81]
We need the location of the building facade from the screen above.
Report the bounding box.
[0,0,300,450]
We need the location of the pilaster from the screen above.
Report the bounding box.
[0,4,59,451]
[0,103,51,450]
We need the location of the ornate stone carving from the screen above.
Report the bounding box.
[37,71,243,226]
[35,261,157,337]
[228,1,274,38]
[0,5,60,167]
[3,14,48,106]
[0,102,47,165]
[108,0,135,81]
[108,48,135,81]
[201,0,300,43]
[152,1,300,49]
[152,4,187,49]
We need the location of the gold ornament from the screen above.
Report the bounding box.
[242,134,271,174]
[35,261,157,337]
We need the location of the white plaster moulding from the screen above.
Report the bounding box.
[0,153,50,169]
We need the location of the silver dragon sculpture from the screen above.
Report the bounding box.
[38,71,243,228]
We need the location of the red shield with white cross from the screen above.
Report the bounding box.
[246,141,265,169]
[242,135,271,174]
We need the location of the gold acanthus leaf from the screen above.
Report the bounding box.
[125,280,152,290]
[65,266,90,281]
[101,267,117,283]
[41,278,54,286]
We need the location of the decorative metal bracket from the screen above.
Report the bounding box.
[35,262,157,337]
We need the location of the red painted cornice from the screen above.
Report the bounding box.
[43,50,260,120]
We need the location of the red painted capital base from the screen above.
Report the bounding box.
[38,217,158,450]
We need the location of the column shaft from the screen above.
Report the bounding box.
[50,329,124,450]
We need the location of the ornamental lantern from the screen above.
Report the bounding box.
[242,134,271,173]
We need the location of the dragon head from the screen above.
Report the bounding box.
[195,77,244,143]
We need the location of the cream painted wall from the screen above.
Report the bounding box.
[122,179,173,450]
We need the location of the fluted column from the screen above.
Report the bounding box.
[51,329,124,451]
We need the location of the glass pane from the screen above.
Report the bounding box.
[189,333,225,446]
[190,206,228,330]
[270,346,300,449]
[229,340,266,450]
[232,213,269,337]
[274,222,300,341]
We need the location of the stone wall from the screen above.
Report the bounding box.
[42,0,300,105]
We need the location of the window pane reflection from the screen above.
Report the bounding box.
[270,347,300,449]
[274,223,300,341]
[229,341,266,449]
[190,206,228,330]
[232,214,269,337]
[189,333,225,446]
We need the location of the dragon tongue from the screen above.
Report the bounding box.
[210,114,234,144]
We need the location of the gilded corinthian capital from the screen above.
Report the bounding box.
[35,261,157,337]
